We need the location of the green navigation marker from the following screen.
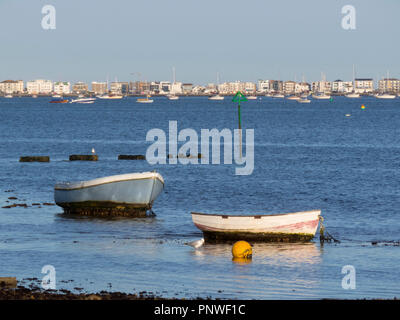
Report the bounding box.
[232,91,248,104]
[232,91,248,158]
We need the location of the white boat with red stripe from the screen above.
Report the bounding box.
[191,210,321,243]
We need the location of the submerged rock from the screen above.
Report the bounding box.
[118,154,146,160]
[19,156,50,162]
[69,155,98,161]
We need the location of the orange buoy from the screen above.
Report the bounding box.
[232,241,252,259]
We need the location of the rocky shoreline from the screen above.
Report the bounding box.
[0,279,168,300]
[0,278,211,300]
[0,287,167,300]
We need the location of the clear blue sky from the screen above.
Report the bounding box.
[0,0,398,85]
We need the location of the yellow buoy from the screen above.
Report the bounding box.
[232,241,252,259]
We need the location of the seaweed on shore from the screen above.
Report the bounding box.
[0,280,213,300]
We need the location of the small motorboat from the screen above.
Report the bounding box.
[208,94,224,101]
[4,94,13,98]
[345,92,360,98]
[246,95,258,100]
[298,98,311,104]
[375,93,396,99]
[272,93,285,98]
[50,98,69,103]
[70,97,96,104]
[137,95,154,103]
[54,171,164,216]
[286,95,301,101]
[97,94,123,99]
[312,93,331,100]
[167,94,179,100]
[191,210,321,243]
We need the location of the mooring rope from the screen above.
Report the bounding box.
[319,216,341,243]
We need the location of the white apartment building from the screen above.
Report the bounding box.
[182,83,193,94]
[26,79,53,94]
[354,79,374,93]
[257,80,271,93]
[92,82,107,95]
[0,80,24,94]
[378,78,400,93]
[192,85,205,94]
[218,81,256,94]
[170,82,183,94]
[110,82,129,94]
[312,80,332,93]
[72,82,89,94]
[158,81,171,94]
[283,81,296,94]
[295,82,311,93]
[54,82,71,95]
[218,82,238,94]
[332,80,353,93]
[243,82,256,93]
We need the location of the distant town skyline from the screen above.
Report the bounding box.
[2,77,400,96]
[0,0,399,84]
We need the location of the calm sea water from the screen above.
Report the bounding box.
[1,96,400,299]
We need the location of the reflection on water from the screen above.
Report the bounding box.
[184,242,323,299]
[232,257,252,265]
[193,242,321,265]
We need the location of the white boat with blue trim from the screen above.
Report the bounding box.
[54,171,164,216]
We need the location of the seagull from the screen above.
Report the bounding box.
[186,238,205,249]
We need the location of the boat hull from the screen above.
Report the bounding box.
[191,210,320,243]
[50,100,69,103]
[70,98,96,104]
[137,99,154,103]
[55,172,164,217]
[208,95,224,100]
[97,95,123,99]
[375,95,396,99]
[312,95,331,100]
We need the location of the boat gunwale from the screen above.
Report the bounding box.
[191,210,321,218]
[55,173,164,191]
